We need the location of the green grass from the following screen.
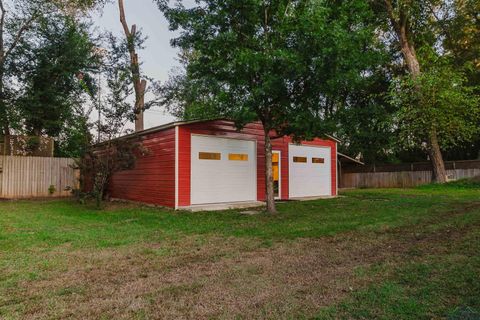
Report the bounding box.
[0,184,479,319]
[1,186,476,249]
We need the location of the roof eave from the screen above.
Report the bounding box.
[337,152,364,165]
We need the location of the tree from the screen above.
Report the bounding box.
[53,0,108,12]
[0,0,45,136]
[81,34,145,208]
[379,0,452,181]
[17,15,99,138]
[118,0,147,132]
[336,69,397,164]
[442,0,480,160]
[159,0,381,213]
[442,0,480,86]
[391,61,479,156]
[0,0,103,140]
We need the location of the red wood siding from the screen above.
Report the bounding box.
[177,126,191,207]
[177,120,337,207]
[109,128,176,207]
[105,119,336,208]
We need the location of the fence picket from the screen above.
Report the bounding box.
[0,156,78,198]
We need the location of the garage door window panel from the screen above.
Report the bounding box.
[293,156,307,163]
[199,152,221,160]
[312,157,325,164]
[229,153,249,161]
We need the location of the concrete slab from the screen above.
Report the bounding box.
[288,195,337,201]
[239,210,262,215]
[178,201,265,212]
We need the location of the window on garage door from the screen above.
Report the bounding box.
[228,153,248,161]
[199,152,221,160]
[293,156,307,163]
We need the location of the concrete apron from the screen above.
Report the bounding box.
[178,196,337,212]
[178,201,265,212]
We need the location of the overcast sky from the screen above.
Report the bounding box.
[92,0,183,128]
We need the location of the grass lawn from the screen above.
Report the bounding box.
[0,183,479,319]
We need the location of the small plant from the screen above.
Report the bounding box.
[70,188,89,205]
[48,185,56,195]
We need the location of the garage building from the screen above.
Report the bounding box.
[108,119,338,209]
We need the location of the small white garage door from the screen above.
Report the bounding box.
[191,135,256,204]
[289,144,332,198]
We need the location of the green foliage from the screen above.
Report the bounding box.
[18,15,99,137]
[81,139,143,209]
[48,185,56,195]
[159,0,382,136]
[25,136,41,153]
[390,61,480,150]
[442,0,480,87]
[336,70,397,163]
[354,0,480,164]
[98,33,137,137]
[53,0,109,11]
[55,114,92,158]
[78,33,147,208]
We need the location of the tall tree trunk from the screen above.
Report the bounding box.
[0,70,9,137]
[402,49,447,183]
[134,79,146,132]
[384,0,448,183]
[118,0,145,132]
[0,66,11,140]
[263,125,277,214]
[428,128,448,183]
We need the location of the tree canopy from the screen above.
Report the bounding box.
[159,0,384,211]
[18,15,99,137]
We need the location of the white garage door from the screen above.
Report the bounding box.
[289,144,331,198]
[191,135,256,204]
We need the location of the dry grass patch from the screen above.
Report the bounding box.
[7,235,396,320]
[14,222,471,320]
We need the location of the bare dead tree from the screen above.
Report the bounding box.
[118,0,146,132]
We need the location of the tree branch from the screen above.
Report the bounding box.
[117,0,146,131]
[4,11,38,60]
[384,0,400,35]
[0,0,5,58]
[0,1,5,40]
[118,0,131,37]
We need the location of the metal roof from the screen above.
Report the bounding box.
[337,152,364,165]
[95,118,342,146]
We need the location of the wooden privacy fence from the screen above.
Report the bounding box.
[340,160,480,188]
[0,156,79,198]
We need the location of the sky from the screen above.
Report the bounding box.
[92,0,184,128]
